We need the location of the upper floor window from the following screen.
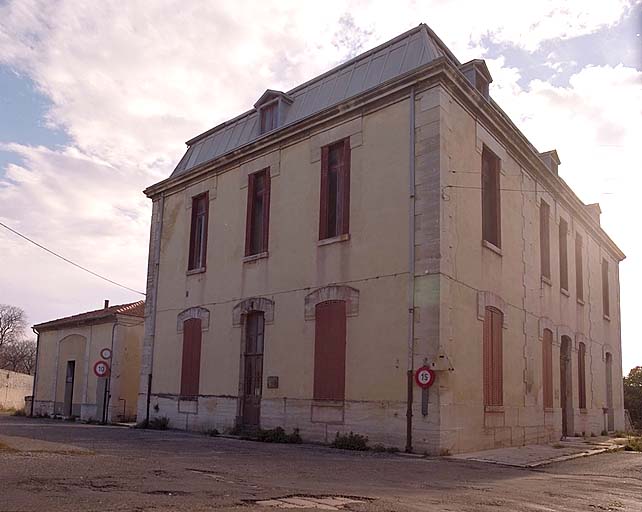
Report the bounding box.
[481,146,501,248]
[188,193,208,271]
[540,200,551,280]
[245,169,271,256]
[602,258,610,318]
[483,306,503,407]
[259,102,278,134]
[559,218,569,292]
[319,139,350,240]
[575,233,584,301]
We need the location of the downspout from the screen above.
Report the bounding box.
[30,327,40,416]
[146,194,165,425]
[406,86,416,453]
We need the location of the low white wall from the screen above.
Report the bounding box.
[1,369,33,410]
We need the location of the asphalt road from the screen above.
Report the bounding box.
[1,414,641,511]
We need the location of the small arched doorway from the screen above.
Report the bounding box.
[560,336,573,437]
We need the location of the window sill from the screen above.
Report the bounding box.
[580,408,588,415]
[186,267,206,276]
[243,251,269,263]
[561,287,570,297]
[541,275,552,287]
[603,314,611,322]
[577,298,585,306]
[318,233,350,247]
[484,405,504,414]
[481,239,502,256]
[544,407,554,413]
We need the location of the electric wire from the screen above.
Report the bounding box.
[0,221,146,296]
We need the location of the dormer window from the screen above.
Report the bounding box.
[259,102,278,134]
[459,60,493,100]
[254,89,294,136]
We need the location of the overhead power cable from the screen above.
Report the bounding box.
[0,221,145,296]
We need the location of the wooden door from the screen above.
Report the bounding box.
[63,360,75,417]
[242,312,265,427]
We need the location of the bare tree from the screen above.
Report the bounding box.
[0,338,37,375]
[0,304,27,349]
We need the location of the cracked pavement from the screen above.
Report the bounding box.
[1,414,641,511]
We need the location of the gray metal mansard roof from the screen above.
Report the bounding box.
[171,24,459,179]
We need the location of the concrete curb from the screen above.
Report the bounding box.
[453,444,624,468]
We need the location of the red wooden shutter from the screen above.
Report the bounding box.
[483,307,503,406]
[602,259,610,316]
[319,146,330,240]
[188,197,198,269]
[491,308,503,406]
[313,301,347,401]
[483,308,493,406]
[180,318,202,398]
[245,173,256,256]
[262,170,271,252]
[340,140,351,235]
[202,192,209,268]
[542,329,553,408]
[578,342,587,409]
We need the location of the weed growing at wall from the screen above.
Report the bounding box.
[331,432,369,451]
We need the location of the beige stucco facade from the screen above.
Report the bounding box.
[33,303,144,422]
[140,26,624,453]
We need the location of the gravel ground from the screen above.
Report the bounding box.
[1,414,641,511]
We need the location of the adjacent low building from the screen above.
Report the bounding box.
[32,300,144,422]
[138,24,625,453]
[0,369,33,410]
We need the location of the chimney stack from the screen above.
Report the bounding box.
[104,299,110,309]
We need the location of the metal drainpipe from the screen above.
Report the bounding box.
[30,327,40,416]
[406,86,416,453]
[146,194,164,425]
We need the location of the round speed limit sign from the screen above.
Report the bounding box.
[415,366,435,389]
[93,360,110,378]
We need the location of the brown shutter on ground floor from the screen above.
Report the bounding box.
[542,329,553,408]
[578,342,587,409]
[483,307,503,407]
[180,318,202,398]
[314,300,347,401]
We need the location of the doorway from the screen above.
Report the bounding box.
[63,360,76,417]
[560,336,573,437]
[606,352,614,431]
[242,312,265,428]
[96,377,108,423]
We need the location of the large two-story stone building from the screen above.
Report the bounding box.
[138,24,625,453]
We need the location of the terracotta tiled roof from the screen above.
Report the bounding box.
[33,300,145,331]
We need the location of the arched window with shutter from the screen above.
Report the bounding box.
[542,329,554,409]
[578,342,587,409]
[483,306,503,406]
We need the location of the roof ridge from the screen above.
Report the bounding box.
[33,300,146,330]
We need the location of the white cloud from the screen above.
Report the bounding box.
[0,0,638,374]
[487,60,642,371]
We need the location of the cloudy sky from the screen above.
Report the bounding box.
[0,1,640,373]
